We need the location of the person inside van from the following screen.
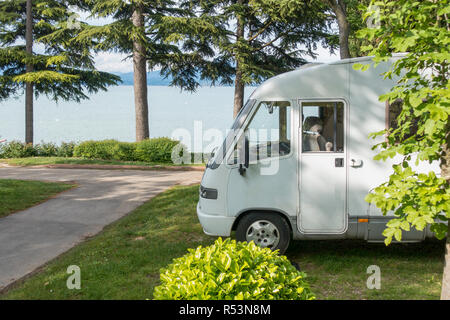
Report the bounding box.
[302,116,332,152]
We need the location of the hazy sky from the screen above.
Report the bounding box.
[93,46,337,74]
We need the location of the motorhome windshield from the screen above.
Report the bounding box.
[208,99,256,169]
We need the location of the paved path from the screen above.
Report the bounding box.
[0,167,203,290]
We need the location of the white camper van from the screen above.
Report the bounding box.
[197,55,438,253]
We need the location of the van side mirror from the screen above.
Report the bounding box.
[239,135,249,175]
[210,146,218,158]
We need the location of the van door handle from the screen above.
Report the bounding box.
[350,159,363,168]
[335,158,344,167]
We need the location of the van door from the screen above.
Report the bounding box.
[226,100,298,218]
[298,100,347,234]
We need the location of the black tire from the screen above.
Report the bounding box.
[235,212,291,254]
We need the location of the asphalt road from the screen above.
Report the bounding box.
[0,167,203,290]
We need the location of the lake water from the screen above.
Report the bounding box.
[0,86,255,152]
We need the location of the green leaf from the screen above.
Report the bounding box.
[409,95,422,108]
[353,63,364,70]
[394,229,402,242]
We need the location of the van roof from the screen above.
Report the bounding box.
[249,54,406,101]
[299,53,407,68]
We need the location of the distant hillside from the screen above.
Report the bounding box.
[114,71,231,86]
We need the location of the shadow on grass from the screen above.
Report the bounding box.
[286,239,445,300]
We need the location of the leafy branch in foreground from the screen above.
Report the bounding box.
[366,165,449,243]
[354,0,449,246]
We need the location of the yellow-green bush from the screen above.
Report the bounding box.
[134,137,180,163]
[72,138,181,163]
[153,238,315,300]
[73,139,123,160]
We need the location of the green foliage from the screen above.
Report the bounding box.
[0,0,120,102]
[0,139,184,163]
[56,142,76,158]
[0,140,36,158]
[356,0,450,244]
[72,138,181,163]
[366,165,450,245]
[78,0,202,91]
[157,0,336,89]
[153,237,315,300]
[135,137,180,163]
[0,141,77,158]
[112,142,138,162]
[35,142,59,157]
[345,0,375,57]
[73,140,134,161]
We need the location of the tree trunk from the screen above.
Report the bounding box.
[233,64,245,119]
[233,0,245,119]
[25,0,33,145]
[328,0,351,59]
[132,6,149,142]
[440,120,450,300]
[442,227,450,299]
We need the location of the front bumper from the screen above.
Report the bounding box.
[196,202,235,237]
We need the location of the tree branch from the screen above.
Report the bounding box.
[247,20,273,42]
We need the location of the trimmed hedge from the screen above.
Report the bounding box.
[73,138,182,163]
[0,140,76,158]
[135,137,180,163]
[73,140,132,161]
[153,238,315,300]
[0,138,193,164]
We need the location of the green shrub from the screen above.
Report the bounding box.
[0,141,37,158]
[0,138,183,163]
[153,238,315,300]
[35,142,58,157]
[112,142,137,161]
[73,140,119,160]
[57,142,77,158]
[135,137,180,163]
[73,140,138,161]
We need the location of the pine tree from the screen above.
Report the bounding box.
[78,0,200,142]
[163,0,336,117]
[0,0,121,144]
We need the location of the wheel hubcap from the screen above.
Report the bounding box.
[245,220,280,250]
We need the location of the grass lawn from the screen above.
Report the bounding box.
[1,184,444,299]
[0,179,76,219]
[287,240,444,299]
[0,157,204,167]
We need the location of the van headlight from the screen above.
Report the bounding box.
[200,185,218,200]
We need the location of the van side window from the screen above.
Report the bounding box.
[386,99,418,142]
[228,101,291,164]
[302,101,344,153]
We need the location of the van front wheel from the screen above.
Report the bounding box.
[235,212,291,254]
